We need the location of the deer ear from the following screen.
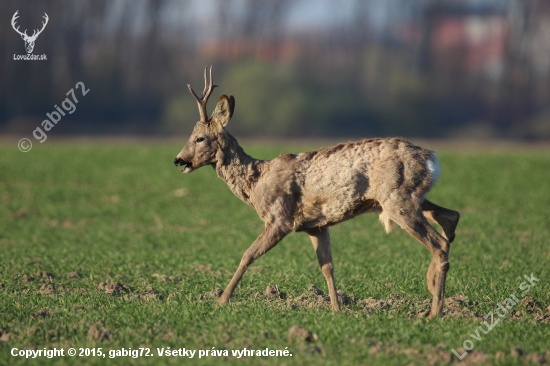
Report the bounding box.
[211,94,234,127]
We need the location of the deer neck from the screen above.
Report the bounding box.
[214,133,265,205]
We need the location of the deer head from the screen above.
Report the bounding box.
[174,66,235,173]
[12,11,49,54]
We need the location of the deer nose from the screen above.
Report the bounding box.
[174,157,184,166]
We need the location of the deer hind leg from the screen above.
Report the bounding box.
[421,199,459,296]
[307,227,341,311]
[421,199,460,244]
[218,224,289,305]
[383,202,450,318]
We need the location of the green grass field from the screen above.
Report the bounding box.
[0,140,548,365]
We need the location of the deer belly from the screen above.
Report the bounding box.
[293,196,379,231]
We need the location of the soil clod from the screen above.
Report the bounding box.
[34,308,49,318]
[97,282,130,295]
[519,296,540,312]
[200,288,224,301]
[67,271,80,279]
[337,290,353,305]
[265,284,280,298]
[444,295,478,317]
[211,288,224,298]
[71,304,85,311]
[0,329,10,342]
[152,273,168,282]
[358,297,391,313]
[41,272,54,281]
[510,348,524,357]
[22,274,35,283]
[87,323,110,342]
[39,284,55,294]
[308,284,323,296]
[288,325,317,343]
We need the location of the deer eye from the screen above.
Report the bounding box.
[196,137,205,143]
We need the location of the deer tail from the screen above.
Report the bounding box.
[379,211,393,234]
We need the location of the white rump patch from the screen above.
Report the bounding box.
[426,152,441,187]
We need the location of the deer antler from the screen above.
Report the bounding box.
[11,11,29,38]
[29,13,49,40]
[187,65,218,123]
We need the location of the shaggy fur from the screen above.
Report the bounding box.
[174,73,460,318]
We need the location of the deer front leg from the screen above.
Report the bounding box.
[307,227,341,311]
[218,224,289,305]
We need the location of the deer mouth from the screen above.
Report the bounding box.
[182,162,194,174]
[174,158,194,173]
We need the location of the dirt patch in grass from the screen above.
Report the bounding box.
[443,295,479,318]
[67,271,80,279]
[288,325,324,356]
[521,350,550,364]
[97,282,130,295]
[124,286,163,302]
[194,264,213,273]
[280,284,482,319]
[359,339,493,365]
[352,339,455,365]
[0,329,11,342]
[358,297,392,312]
[22,274,35,283]
[197,283,543,323]
[287,284,332,308]
[41,271,54,281]
[288,325,317,343]
[39,284,56,294]
[534,311,550,324]
[508,295,550,323]
[87,322,110,342]
[33,308,50,318]
[451,350,489,365]
[71,304,86,312]
[265,284,281,299]
[199,288,224,301]
[518,296,550,324]
[520,296,541,312]
[151,273,180,283]
[456,348,550,366]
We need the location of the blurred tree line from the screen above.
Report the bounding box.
[1,0,550,139]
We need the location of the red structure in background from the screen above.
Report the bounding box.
[427,6,510,78]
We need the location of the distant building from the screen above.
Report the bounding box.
[422,4,509,79]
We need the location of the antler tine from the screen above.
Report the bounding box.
[33,13,49,38]
[11,10,28,37]
[202,66,209,97]
[203,65,218,102]
[187,66,218,123]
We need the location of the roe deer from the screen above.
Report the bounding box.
[174,66,460,317]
